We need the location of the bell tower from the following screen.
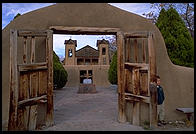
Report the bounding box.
[97,39,109,65]
[64,39,77,65]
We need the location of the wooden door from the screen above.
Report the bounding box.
[117,31,157,127]
[8,29,54,130]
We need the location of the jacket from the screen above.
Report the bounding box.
[157,85,165,105]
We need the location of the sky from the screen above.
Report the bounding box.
[2,3,152,59]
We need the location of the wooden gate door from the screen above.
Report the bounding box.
[117,31,157,127]
[8,29,54,130]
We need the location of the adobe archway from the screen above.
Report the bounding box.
[2,3,194,130]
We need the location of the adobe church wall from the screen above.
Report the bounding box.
[64,65,110,87]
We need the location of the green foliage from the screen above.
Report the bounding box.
[156,8,194,68]
[53,51,68,88]
[108,51,117,84]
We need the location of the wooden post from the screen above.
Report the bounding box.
[148,32,157,128]
[8,29,19,130]
[148,33,156,82]
[46,30,54,127]
[117,32,126,123]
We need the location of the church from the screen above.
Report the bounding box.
[63,39,111,87]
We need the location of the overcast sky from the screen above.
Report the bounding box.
[2,3,152,59]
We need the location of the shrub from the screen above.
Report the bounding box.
[53,51,68,88]
[108,51,117,84]
[156,8,194,68]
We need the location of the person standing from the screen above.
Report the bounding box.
[156,75,166,126]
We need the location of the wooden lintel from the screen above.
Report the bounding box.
[124,62,149,70]
[49,26,120,35]
[18,95,47,107]
[124,31,154,38]
[18,62,47,72]
[18,30,48,37]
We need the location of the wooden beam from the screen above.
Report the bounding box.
[49,26,120,35]
[18,30,48,37]
[18,95,47,107]
[46,30,54,127]
[124,62,149,68]
[8,29,19,130]
[124,32,149,38]
[117,31,126,123]
[18,62,48,72]
[125,93,150,101]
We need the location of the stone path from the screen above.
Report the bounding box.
[40,86,194,131]
[41,86,144,131]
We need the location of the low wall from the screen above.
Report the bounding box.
[64,65,111,87]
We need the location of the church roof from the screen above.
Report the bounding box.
[76,45,99,58]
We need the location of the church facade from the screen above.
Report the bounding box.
[63,39,111,87]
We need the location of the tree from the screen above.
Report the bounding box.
[143,3,194,38]
[108,51,117,84]
[156,8,194,67]
[53,51,68,88]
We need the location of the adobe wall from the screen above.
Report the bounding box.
[64,65,110,87]
[2,3,194,130]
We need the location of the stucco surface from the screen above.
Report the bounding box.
[2,3,194,130]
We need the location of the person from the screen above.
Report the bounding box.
[156,75,166,126]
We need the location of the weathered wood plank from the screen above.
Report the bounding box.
[38,70,48,96]
[125,92,150,103]
[125,69,133,93]
[127,38,131,62]
[46,30,54,127]
[149,83,158,127]
[49,26,120,35]
[18,62,47,72]
[23,36,28,64]
[18,95,47,107]
[117,31,126,123]
[17,73,29,130]
[140,72,148,96]
[148,33,156,82]
[124,62,149,70]
[134,39,138,63]
[142,39,146,63]
[28,71,39,130]
[30,37,35,63]
[18,30,48,37]
[124,32,148,38]
[132,68,140,95]
[132,102,140,125]
[8,29,19,130]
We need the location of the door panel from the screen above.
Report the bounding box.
[117,31,157,127]
[8,29,53,130]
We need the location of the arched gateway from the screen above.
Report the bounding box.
[2,3,194,131]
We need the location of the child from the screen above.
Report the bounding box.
[156,75,166,126]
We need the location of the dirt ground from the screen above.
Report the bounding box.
[40,86,194,131]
